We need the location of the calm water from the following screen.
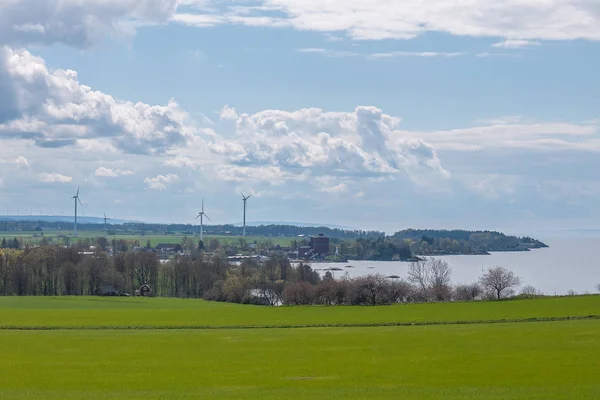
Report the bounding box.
[315,237,600,296]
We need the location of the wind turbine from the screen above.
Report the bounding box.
[103,213,111,236]
[241,193,251,237]
[194,199,211,242]
[72,186,83,236]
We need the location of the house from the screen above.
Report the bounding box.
[298,246,314,258]
[95,285,118,296]
[156,243,183,253]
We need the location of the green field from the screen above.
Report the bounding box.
[1,295,599,328]
[1,296,599,399]
[0,230,296,247]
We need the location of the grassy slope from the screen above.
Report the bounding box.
[0,320,598,399]
[1,295,599,328]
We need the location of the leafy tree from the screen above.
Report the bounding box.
[1,238,6,248]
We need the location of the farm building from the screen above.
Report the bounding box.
[95,285,118,296]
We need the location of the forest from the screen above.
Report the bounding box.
[391,229,548,255]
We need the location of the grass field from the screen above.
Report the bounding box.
[1,295,600,328]
[1,296,599,399]
[0,230,296,247]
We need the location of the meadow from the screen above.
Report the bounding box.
[0,296,599,399]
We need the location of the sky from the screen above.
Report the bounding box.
[0,0,599,235]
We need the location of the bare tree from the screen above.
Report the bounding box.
[520,285,542,297]
[479,266,521,300]
[407,257,452,301]
[407,259,429,298]
[454,283,483,301]
[428,258,452,301]
[596,283,600,293]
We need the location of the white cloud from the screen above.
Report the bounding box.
[173,1,600,42]
[492,39,541,49]
[206,105,449,184]
[144,173,180,190]
[163,156,200,170]
[324,33,344,42]
[15,156,29,168]
[321,183,348,194]
[94,167,134,177]
[0,0,178,48]
[297,48,465,59]
[297,48,360,57]
[39,173,73,183]
[0,46,196,155]
[367,51,466,59]
[220,105,238,120]
[401,121,600,151]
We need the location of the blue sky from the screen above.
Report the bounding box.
[0,0,599,234]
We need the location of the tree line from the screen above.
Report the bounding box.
[0,220,383,239]
[0,245,530,304]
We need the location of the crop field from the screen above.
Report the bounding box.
[1,296,599,399]
[0,230,296,247]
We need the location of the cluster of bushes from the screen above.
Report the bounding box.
[1,244,531,305]
[209,258,525,306]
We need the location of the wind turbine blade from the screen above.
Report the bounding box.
[78,198,83,206]
[194,215,200,220]
[76,186,80,197]
[104,212,107,219]
[241,192,245,198]
[205,214,211,222]
[247,195,252,200]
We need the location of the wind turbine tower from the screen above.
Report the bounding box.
[72,186,83,236]
[103,213,111,237]
[241,193,251,237]
[195,199,211,242]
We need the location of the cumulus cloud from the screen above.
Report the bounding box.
[174,0,600,42]
[0,46,196,155]
[94,167,134,177]
[0,0,179,48]
[220,105,238,120]
[39,172,73,183]
[205,105,449,186]
[144,173,180,190]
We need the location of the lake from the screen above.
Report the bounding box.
[314,236,600,296]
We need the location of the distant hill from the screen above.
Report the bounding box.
[0,215,139,225]
[391,229,548,255]
[231,221,356,230]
